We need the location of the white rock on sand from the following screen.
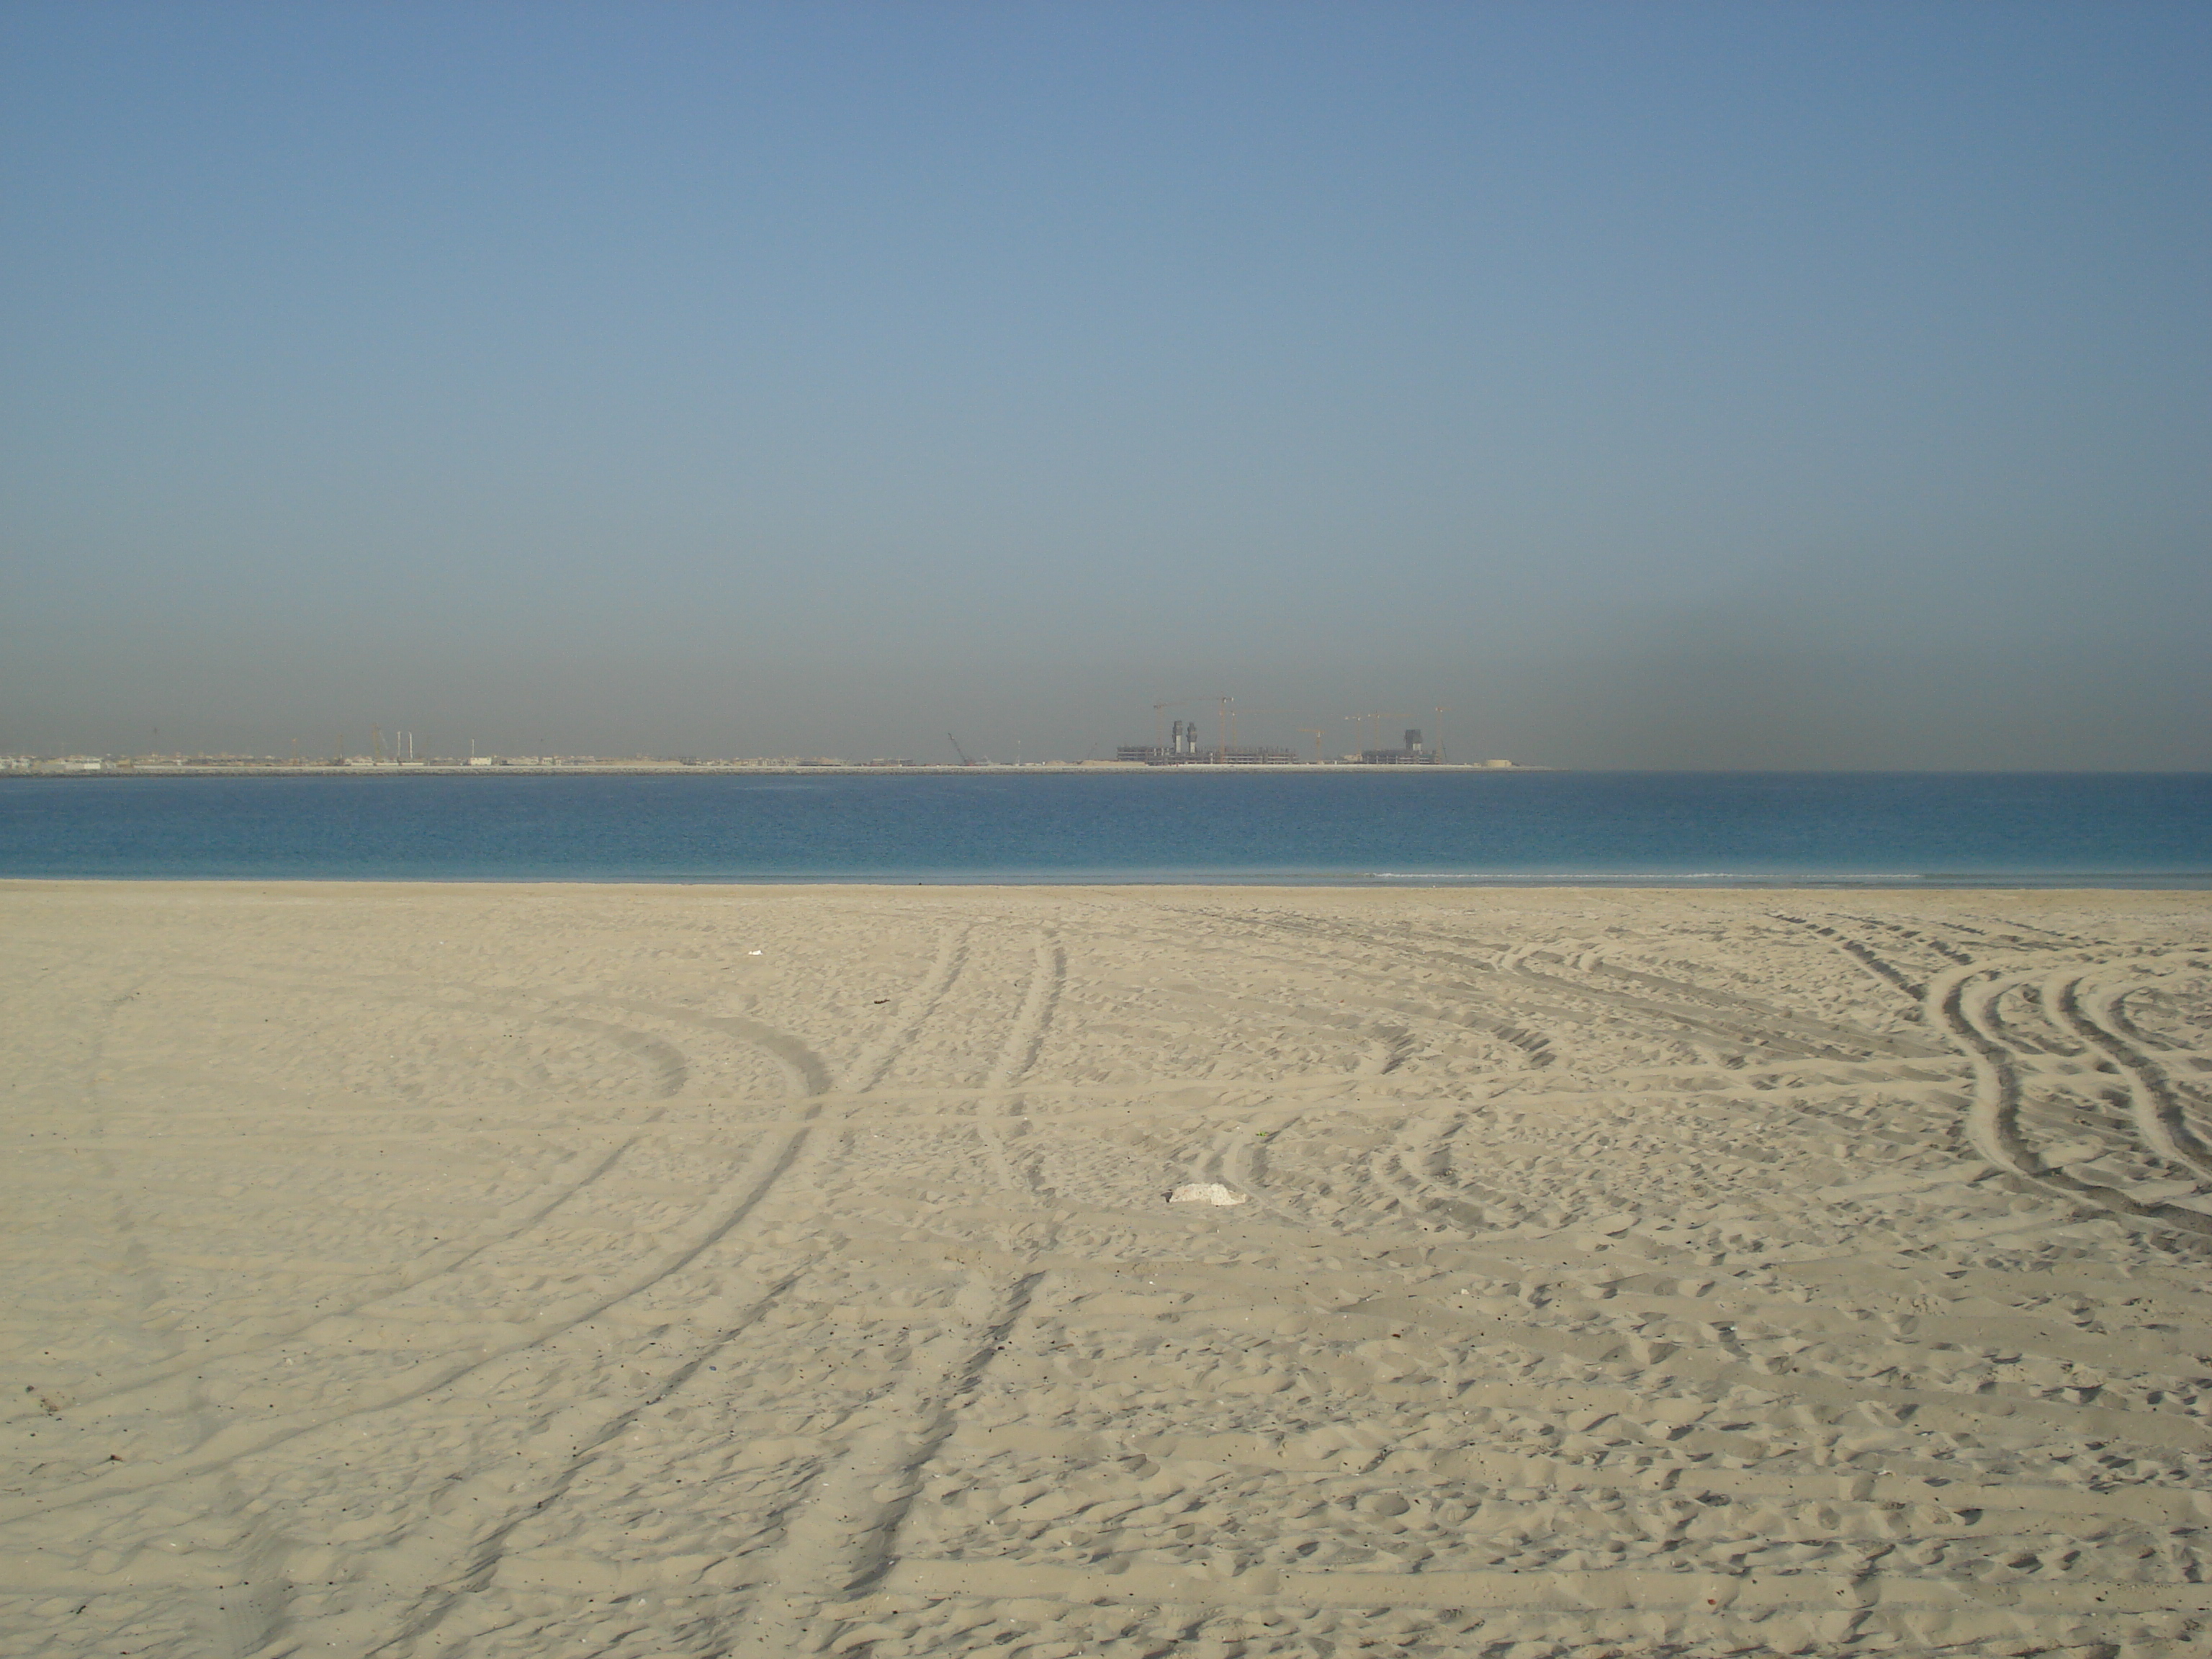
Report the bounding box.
[1,881,2209,1658]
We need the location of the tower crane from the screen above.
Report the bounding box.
[1225,708,1288,757]
[1296,727,1326,764]
[1344,712,1410,757]
[1210,696,1268,760]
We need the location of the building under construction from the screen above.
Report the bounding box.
[1118,719,1296,766]
[1361,727,1443,764]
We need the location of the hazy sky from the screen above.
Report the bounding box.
[4,2,2207,767]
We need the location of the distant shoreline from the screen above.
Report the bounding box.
[2,761,1537,778]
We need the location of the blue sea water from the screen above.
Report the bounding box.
[0,771,2206,886]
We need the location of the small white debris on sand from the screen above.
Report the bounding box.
[1167,1182,1248,1206]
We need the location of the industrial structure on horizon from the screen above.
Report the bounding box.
[1361,727,1438,764]
[1118,713,1452,765]
[1116,718,1296,766]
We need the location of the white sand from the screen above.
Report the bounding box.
[2,881,2208,1658]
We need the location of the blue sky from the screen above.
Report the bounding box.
[4,2,2206,765]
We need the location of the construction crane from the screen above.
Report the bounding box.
[1209,695,1265,760]
[1224,707,1287,758]
[1296,727,1326,764]
[946,733,978,767]
[1344,712,1410,757]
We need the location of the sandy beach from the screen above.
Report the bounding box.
[3,881,2208,1659]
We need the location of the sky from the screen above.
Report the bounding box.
[3,2,2207,768]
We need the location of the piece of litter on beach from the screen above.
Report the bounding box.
[1168,1182,1248,1207]
[747,950,763,956]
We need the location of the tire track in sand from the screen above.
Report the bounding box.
[843,925,974,1094]
[1214,1114,1307,1223]
[1114,907,1560,1069]
[723,1272,1048,1659]
[322,932,993,1654]
[350,1274,803,1658]
[1769,912,1929,1007]
[45,981,809,1419]
[1937,965,2212,1238]
[727,933,1066,1654]
[978,932,1064,1196]
[2053,966,2212,1184]
[0,1014,835,1528]
[43,1133,642,1415]
[1772,915,2212,1236]
[985,932,1065,1094]
[1368,1110,1520,1233]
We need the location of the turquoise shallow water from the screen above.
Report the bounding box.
[1,771,2207,885]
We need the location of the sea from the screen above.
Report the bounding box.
[1,771,2207,886]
